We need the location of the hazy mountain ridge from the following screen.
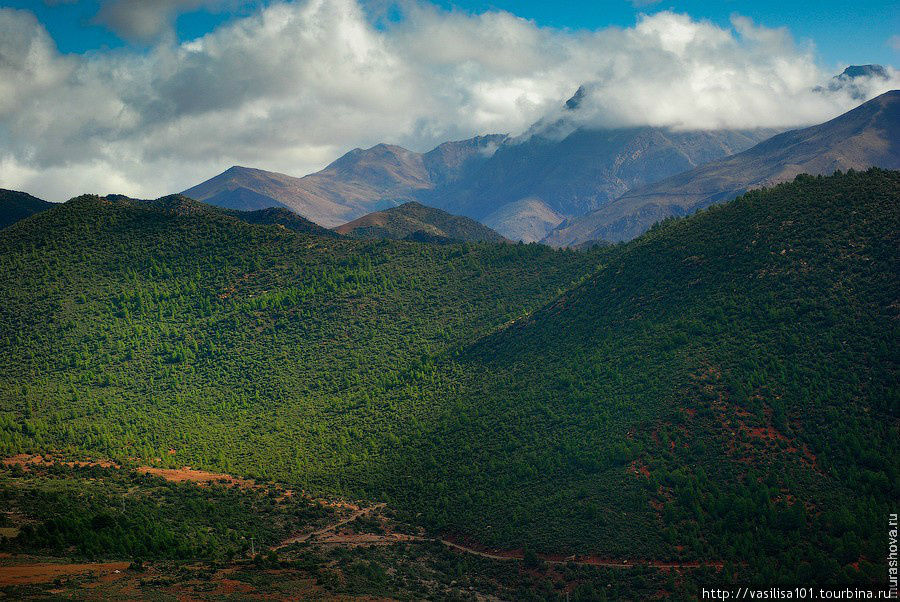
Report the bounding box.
[182,136,507,228]
[544,89,900,246]
[481,198,567,243]
[425,91,779,241]
[180,92,776,241]
[177,70,892,243]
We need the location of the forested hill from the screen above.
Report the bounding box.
[223,205,340,238]
[333,201,506,243]
[381,169,898,583]
[0,191,593,488]
[0,170,896,587]
[0,189,53,229]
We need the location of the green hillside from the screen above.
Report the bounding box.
[0,170,896,589]
[334,201,507,243]
[105,194,340,238]
[384,169,898,584]
[0,193,591,490]
[0,189,53,229]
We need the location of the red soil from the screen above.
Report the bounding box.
[629,460,651,478]
[0,561,130,586]
[2,454,118,470]
[136,466,256,488]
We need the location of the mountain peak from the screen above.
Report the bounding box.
[840,64,888,80]
[223,165,255,174]
[815,65,893,99]
[543,90,900,247]
[565,85,587,111]
[180,133,506,228]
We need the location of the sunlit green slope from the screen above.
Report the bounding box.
[0,194,593,489]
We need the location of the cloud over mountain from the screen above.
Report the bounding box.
[0,0,896,200]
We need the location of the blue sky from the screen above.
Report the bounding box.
[1,0,897,200]
[6,0,899,68]
[429,1,900,68]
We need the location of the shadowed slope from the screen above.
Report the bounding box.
[334,202,506,243]
[0,189,53,229]
[381,170,898,585]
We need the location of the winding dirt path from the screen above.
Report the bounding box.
[4,455,720,572]
[437,541,723,570]
[273,505,720,570]
[273,503,386,550]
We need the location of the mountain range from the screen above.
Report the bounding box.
[180,89,898,246]
[4,72,896,250]
[543,89,900,246]
[182,136,506,227]
[182,91,779,241]
[424,94,779,240]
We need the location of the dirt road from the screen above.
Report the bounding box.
[274,505,720,570]
[274,503,386,550]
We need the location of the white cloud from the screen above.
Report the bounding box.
[0,1,896,201]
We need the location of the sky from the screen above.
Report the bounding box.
[0,0,898,200]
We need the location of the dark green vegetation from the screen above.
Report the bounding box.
[115,194,339,238]
[0,192,591,485]
[334,201,506,243]
[389,169,897,585]
[0,461,332,561]
[223,205,340,238]
[0,189,52,230]
[0,170,896,590]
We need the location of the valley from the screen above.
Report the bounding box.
[0,169,896,599]
[1,1,898,598]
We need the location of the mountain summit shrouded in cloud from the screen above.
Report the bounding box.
[0,0,897,201]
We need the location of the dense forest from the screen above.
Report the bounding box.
[0,192,593,486]
[0,170,897,589]
[0,189,52,230]
[383,169,898,585]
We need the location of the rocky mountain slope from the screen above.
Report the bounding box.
[427,120,777,241]
[544,90,900,246]
[183,136,506,227]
